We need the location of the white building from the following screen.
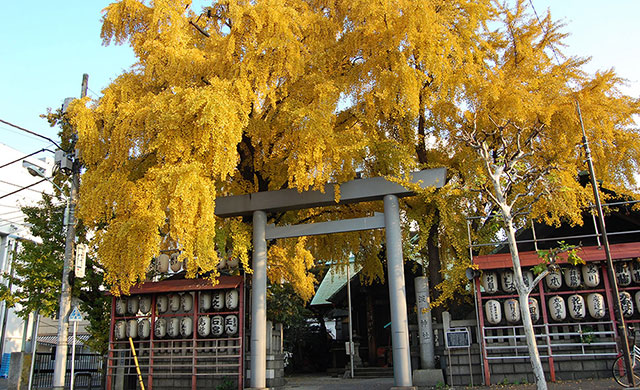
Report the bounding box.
[0,142,55,376]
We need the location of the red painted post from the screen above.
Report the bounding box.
[537,279,555,382]
[475,280,491,385]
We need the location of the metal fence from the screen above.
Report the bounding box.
[32,352,104,389]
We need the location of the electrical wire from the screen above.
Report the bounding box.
[0,119,64,151]
[0,179,47,201]
[0,148,53,170]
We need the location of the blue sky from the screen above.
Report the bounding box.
[1,1,639,155]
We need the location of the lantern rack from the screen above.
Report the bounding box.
[474,253,640,385]
[107,276,245,390]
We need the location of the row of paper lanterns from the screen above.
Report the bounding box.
[115,290,239,316]
[485,293,608,325]
[481,264,602,294]
[114,314,239,340]
[482,261,640,294]
[154,253,240,274]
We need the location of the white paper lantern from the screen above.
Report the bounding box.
[582,263,600,288]
[504,299,520,323]
[587,293,606,319]
[635,292,640,316]
[227,257,239,269]
[114,321,126,340]
[139,296,152,315]
[127,296,139,314]
[198,316,211,337]
[548,296,566,321]
[200,292,212,312]
[156,254,170,273]
[522,270,535,290]
[212,291,225,310]
[481,272,499,294]
[156,296,168,314]
[169,294,181,312]
[211,315,224,336]
[181,293,194,312]
[501,270,516,293]
[170,253,182,272]
[632,262,640,284]
[138,319,151,339]
[226,289,239,310]
[115,299,127,316]
[620,291,634,318]
[225,315,238,335]
[528,298,540,323]
[564,266,582,289]
[167,317,180,338]
[616,262,632,287]
[567,294,586,320]
[180,317,193,337]
[126,319,138,339]
[485,300,502,325]
[154,318,167,338]
[545,269,563,290]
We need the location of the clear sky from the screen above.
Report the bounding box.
[1,1,639,155]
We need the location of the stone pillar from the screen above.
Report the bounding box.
[249,210,268,389]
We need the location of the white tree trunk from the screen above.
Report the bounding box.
[503,211,548,390]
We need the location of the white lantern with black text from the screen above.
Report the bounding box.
[582,263,600,288]
[139,296,152,315]
[154,318,167,338]
[568,294,586,320]
[620,291,634,318]
[564,266,582,289]
[545,269,563,290]
[522,270,535,290]
[501,270,516,293]
[127,319,138,339]
[211,315,224,336]
[212,291,225,310]
[180,317,193,337]
[169,294,181,312]
[127,296,139,314]
[170,253,182,272]
[225,315,239,335]
[167,317,180,338]
[616,262,632,287]
[138,319,151,339]
[485,300,502,325]
[200,292,212,312]
[181,293,193,312]
[482,272,499,294]
[198,316,211,337]
[114,321,126,340]
[156,295,168,314]
[528,297,540,323]
[226,289,239,310]
[504,299,520,323]
[548,296,566,321]
[115,299,127,316]
[587,293,606,319]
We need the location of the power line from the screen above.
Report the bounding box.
[0,179,47,201]
[0,179,51,195]
[0,148,53,170]
[0,119,64,151]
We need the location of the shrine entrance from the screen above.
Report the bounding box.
[214,168,446,389]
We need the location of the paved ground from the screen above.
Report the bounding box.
[281,374,626,390]
[0,375,627,389]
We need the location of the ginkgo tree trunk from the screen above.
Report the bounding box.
[462,125,552,388]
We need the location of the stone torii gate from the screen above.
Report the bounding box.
[215,168,446,390]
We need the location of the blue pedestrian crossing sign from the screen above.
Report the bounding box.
[69,307,83,322]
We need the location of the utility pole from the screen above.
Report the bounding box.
[577,101,635,387]
[52,74,87,390]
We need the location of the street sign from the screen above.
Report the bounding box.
[69,306,83,322]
